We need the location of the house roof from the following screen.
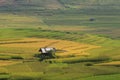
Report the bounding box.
[40,47,56,53]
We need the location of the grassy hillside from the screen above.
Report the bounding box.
[1,0,120,9]
[0,0,120,80]
[59,0,120,8]
[0,0,120,39]
[0,0,120,14]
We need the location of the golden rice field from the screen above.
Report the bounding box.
[0,60,21,67]
[0,38,100,58]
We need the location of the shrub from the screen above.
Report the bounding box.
[35,50,56,61]
[85,63,93,66]
[11,56,23,60]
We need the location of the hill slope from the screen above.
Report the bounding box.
[0,0,120,10]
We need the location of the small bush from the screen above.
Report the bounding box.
[34,54,41,58]
[85,63,93,66]
[11,56,23,60]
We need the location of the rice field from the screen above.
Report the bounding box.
[0,0,120,79]
[0,60,21,67]
[0,38,100,59]
[0,13,44,28]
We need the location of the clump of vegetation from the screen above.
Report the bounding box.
[34,50,56,61]
[11,56,24,60]
[85,62,93,66]
[39,50,56,61]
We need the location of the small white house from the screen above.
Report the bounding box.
[39,47,56,54]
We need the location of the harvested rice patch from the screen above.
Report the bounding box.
[0,60,21,67]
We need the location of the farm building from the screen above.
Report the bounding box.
[39,47,56,60]
[39,47,56,54]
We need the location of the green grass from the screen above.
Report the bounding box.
[0,74,10,80]
[0,62,119,80]
[0,12,120,39]
[11,72,43,80]
[80,74,120,80]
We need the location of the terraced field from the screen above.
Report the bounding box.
[0,60,21,67]
[0,0,120,80]
[0,38,99,59]
[0,13,43,28]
